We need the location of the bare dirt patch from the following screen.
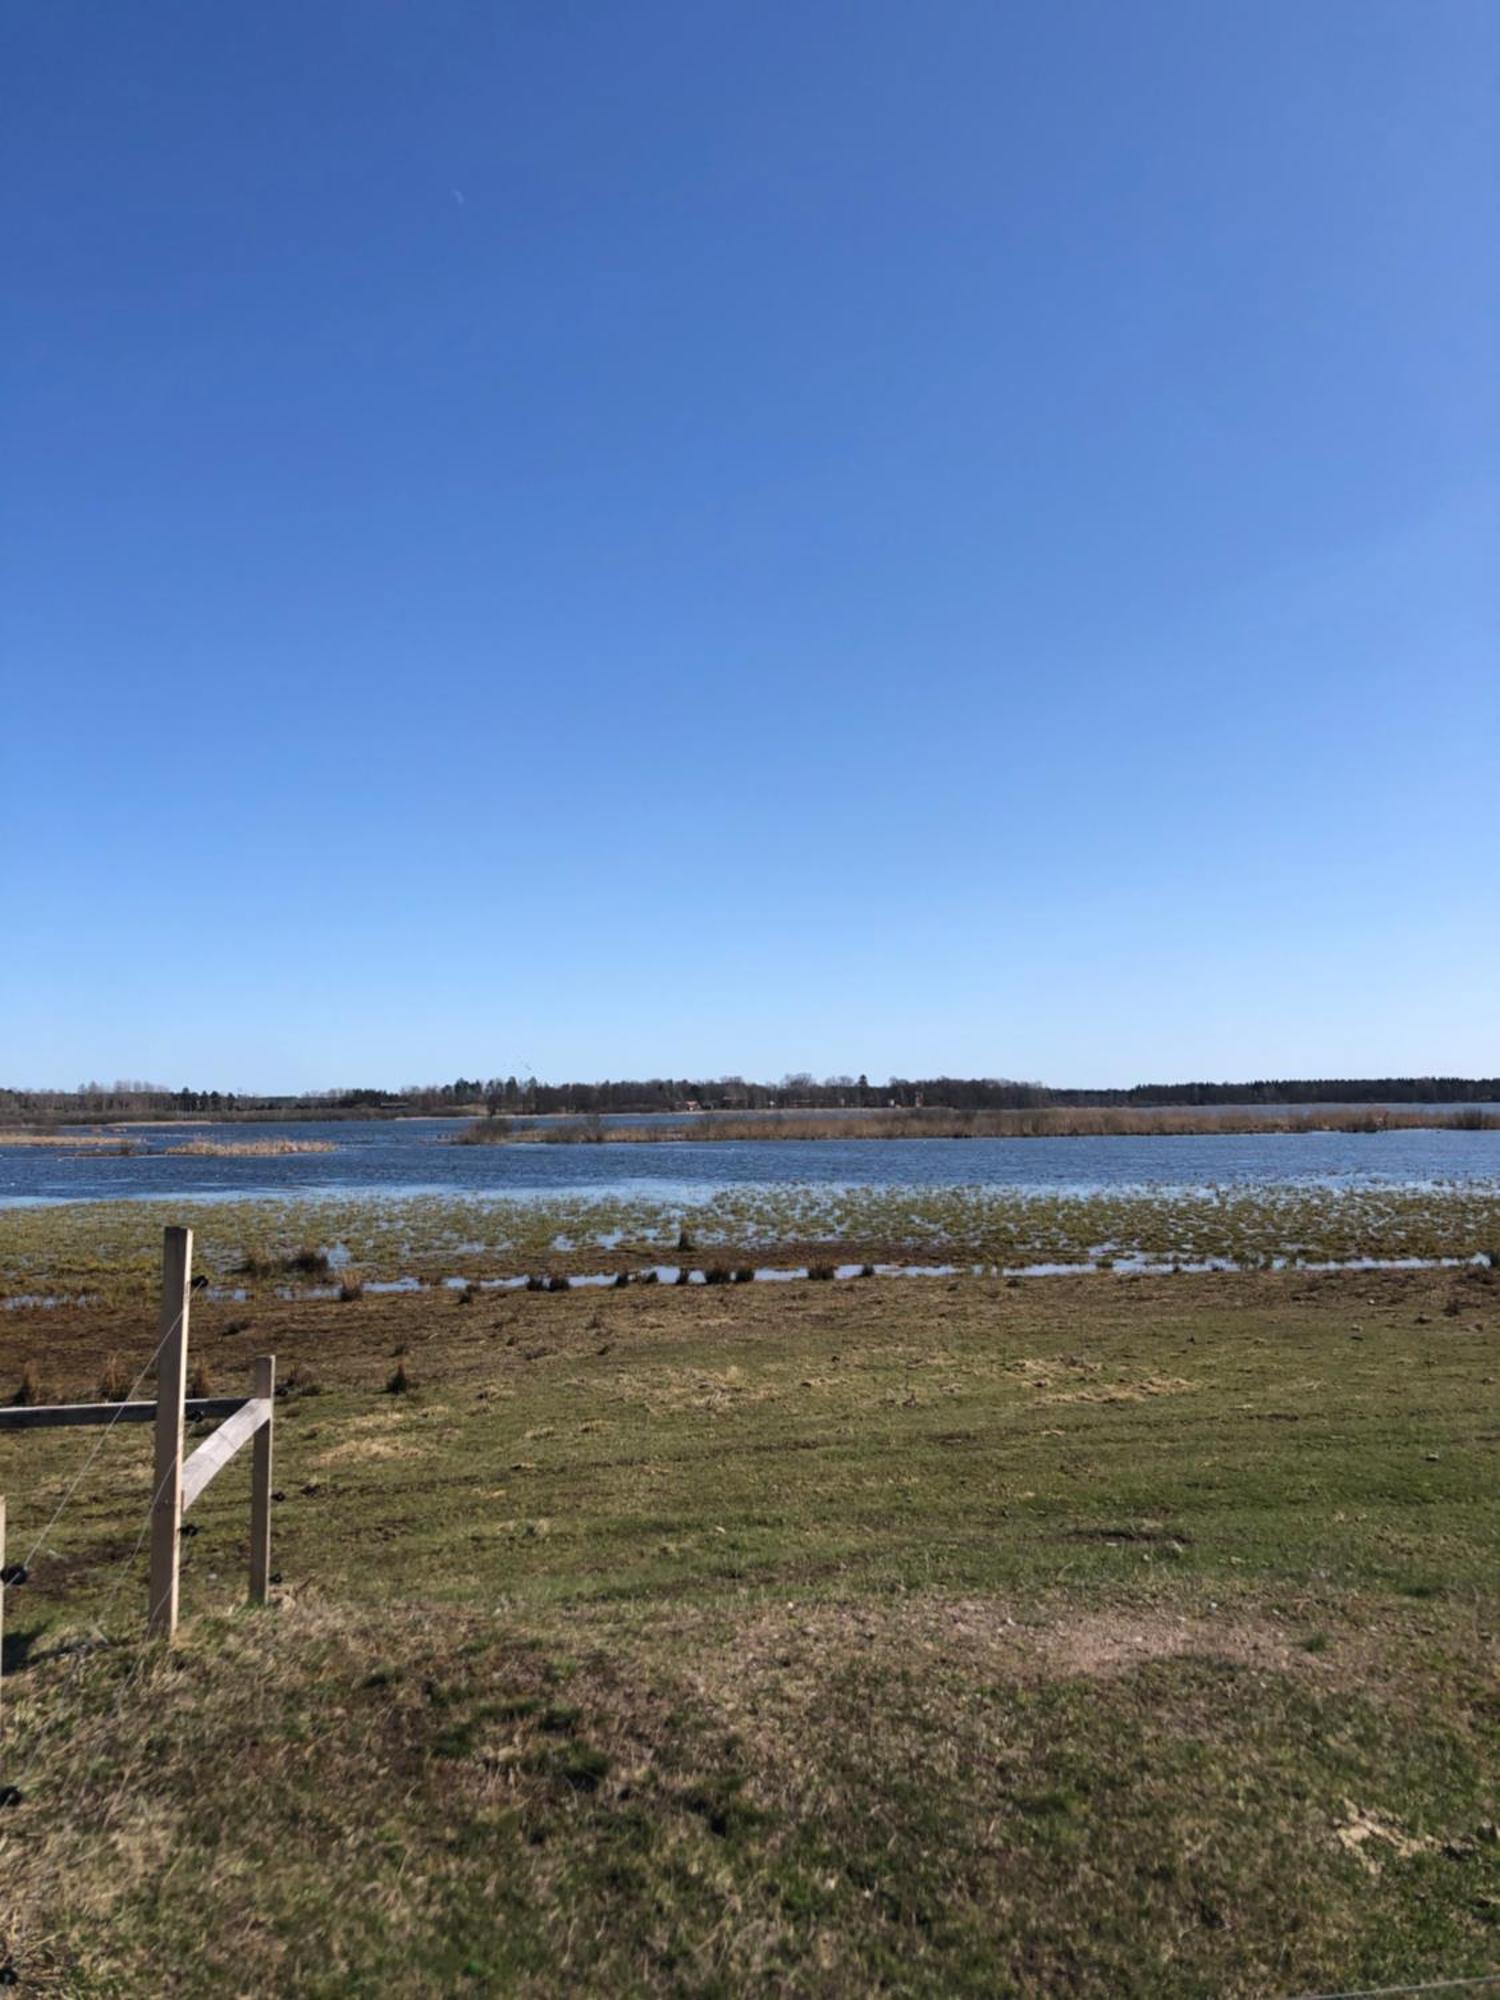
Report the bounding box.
[680,1596,1312,1738]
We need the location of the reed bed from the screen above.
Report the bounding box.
[160,1138,336,1156]
[0,1130,136,1148]
[455,1106,1500,1145]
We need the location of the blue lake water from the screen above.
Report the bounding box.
[5,1116,1500,1208]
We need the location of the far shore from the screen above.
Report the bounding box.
[5,1103,1498,1150]
[454,1104,1500,1145]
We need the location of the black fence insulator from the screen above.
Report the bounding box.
[178,1523,200,1539]
[271,1491,286,1503]
[0,1960,18,1984]
[0,1564,28,1588]
[269,1571,283,1586]
[0,1786,23,1808]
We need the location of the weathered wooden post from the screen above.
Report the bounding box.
[2,1226,276,1656]
[148,1225,192,1640]
[249,1354,274,1604]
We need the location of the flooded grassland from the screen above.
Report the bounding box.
[4,1181,1500,1313]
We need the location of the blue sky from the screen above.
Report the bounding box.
[3,1,1496,1091]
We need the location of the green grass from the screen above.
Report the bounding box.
[1,1262,1497,1993]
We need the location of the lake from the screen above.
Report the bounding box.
[6,1115,1500,1208]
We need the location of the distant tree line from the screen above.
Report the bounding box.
[1051,1077,1500,1107]
[3,1073,1497,1126]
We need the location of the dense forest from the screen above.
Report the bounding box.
[3,1073,1498,1125]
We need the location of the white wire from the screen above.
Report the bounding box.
[16,1294,186,1572]
[1283,1973,1500,1998]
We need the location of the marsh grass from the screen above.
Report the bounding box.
[96,1352,130,1401]
[11,1358,49,1405]
[7,1184,1500,1315]
[278,1361,320,1398]
[0,1128,142,1150]
[162,1138,336,1157]
[238,1244,332,1285]
[456,1105,1500,1144]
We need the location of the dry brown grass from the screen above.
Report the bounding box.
[161,1138,336,1156]
[458,1105,1500,1144]
[96,1353,131,1402]
[0,1131,132,1148]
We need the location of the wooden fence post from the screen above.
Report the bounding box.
[249,1355,274,1604]
[1,1494,7,1732]
[148,1226,192,1640]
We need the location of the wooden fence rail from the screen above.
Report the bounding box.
[1,1226,277,1723]
[0,1398,246,1433]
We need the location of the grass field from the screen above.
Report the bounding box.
[1,1258,1497,1994]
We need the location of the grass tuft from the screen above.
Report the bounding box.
[12,1359,49,1406]
[96,1352,131,1402]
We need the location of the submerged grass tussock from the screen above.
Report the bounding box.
[238,1244,332,1284]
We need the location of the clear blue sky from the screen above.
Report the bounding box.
[3,1,1496,1092]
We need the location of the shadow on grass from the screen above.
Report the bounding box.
[2,1622,45,1677]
